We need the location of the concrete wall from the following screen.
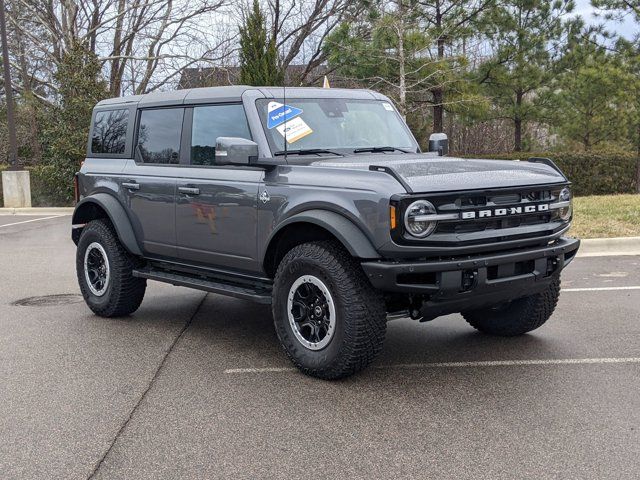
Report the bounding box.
[1,170,32,208]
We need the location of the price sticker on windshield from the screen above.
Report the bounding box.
[276,116,313,144]
[382,102,394,111]
[267,101,303,129]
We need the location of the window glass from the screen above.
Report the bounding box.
[91,109,129,154]
[137,108,184,164]
[256,98,417,157]
[191,104,252,166]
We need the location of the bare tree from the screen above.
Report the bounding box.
[8,0,235,96]
[266,0,353,84]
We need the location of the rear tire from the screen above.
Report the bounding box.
[462,276,561,336]
[272,241,387,380]
[76,219,146,317]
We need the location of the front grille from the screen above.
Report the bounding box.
[395,184,569,248]
[436,212,553,234]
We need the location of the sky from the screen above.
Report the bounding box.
[574,0,638,39]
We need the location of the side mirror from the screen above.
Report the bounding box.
[215,137,258,165]
[428,133,449,156]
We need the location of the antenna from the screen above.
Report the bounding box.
[283,63,287,161]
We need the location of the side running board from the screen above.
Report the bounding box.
[133,267,272,304]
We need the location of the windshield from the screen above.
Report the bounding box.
[256,98,418,156]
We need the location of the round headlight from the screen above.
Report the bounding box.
[404,200,438,237]
[558,187,572,221]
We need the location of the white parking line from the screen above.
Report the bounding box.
[0,215,67,228]
[225,357,640,374]
[563,286,640,292]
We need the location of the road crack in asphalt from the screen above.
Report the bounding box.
[87,293,208,479]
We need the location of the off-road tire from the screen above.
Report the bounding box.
[462,276,561,336]
[272,241,387,380]
[76,219,146,317]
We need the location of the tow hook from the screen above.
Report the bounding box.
[409,308,423,321]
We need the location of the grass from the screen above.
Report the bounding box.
[571,194,640,238]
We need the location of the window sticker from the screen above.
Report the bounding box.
[382,102,394,111]
[267,101,303,129]
[275,116,313,143]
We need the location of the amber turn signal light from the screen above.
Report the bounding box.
[390,205,397,230]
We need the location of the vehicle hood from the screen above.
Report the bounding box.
[310,154,566,193]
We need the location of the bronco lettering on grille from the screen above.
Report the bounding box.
[461,204,549,219]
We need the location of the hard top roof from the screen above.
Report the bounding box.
[94,85,387,109]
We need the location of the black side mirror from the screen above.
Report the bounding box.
[215,137,258,165]
[428,133,449,156]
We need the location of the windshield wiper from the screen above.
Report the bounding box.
[273,148,343,157]
[353,146,410,154]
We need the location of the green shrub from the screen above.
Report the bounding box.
[29,159,78,207]
[462,151,639,196]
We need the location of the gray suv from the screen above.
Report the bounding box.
[72,86,579,379]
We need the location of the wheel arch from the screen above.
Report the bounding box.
[72,193,142,256]
[262,209,380,277]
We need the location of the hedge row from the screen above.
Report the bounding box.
[462,151,639,196]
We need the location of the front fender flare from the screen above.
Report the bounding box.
[266,209,380,261]
[72,193,142,256]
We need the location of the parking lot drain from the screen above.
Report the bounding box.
[12,294,83,307]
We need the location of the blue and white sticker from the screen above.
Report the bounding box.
[267,101,303,129]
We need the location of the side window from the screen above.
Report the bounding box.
[91,109,129,154]
[191,104,252,166]
[137,108,184,164]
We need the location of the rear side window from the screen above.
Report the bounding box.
[191,104,252,166]
[91,109,129,154]
[137,108,184,164]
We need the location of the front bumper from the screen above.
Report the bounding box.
[362,237,580,317]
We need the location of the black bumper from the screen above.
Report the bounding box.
[362,237,580,317]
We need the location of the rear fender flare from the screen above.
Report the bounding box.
[72,193,142,256]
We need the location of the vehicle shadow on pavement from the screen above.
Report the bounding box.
[175,294,558,375]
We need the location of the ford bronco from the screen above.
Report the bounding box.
[72,86,579,379]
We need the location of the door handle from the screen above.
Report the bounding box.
[122,182,140,190]
[178,187,200,195]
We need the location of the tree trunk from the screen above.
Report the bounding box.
[514,90,523,152]
[109,0,126,96]
[397,1,406,116]
[433,91,443,133]
[432,7,445,133]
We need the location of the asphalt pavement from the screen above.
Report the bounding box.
[0,215,638,479]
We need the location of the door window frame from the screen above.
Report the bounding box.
[133,106,187,167]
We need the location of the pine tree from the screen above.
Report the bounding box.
[239,0,283,86]
[46,42,108,164]
[478,0,575,151]
[552,35,631,150]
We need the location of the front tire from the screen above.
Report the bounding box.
[462,276,561,336]
[76,219,146,317]
[272,241,387,380]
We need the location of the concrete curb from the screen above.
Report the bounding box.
[0,207,73,215]
[577,236,640,257]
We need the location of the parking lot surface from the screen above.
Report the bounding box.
[0,215,638,479]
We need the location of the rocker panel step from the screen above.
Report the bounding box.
[133,268,272,304]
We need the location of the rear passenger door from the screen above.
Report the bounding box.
[122,107,185,258]
[175,104,263,272]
